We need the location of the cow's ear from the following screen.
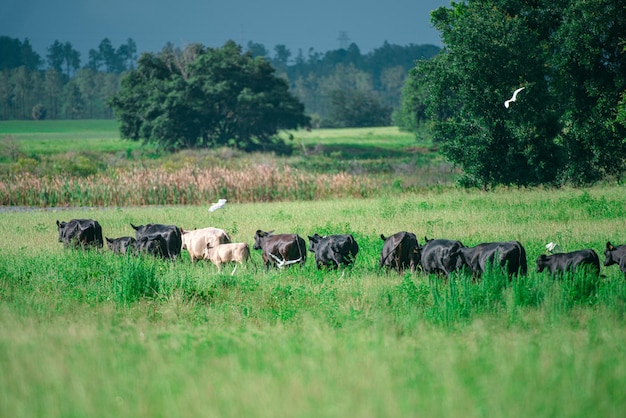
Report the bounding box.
[607,242,614,250]
[380,234,386,241]
[131,223,138,230]
[56,220,61,227]
[106,237,112,243]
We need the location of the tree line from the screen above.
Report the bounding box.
[0,35,439,125]
[0,37,137,120]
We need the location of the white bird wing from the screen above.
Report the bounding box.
[511,87,525,100]
[504,87,525,108]
[208,199,227,212]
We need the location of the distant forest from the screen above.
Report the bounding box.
[0,36,440,127]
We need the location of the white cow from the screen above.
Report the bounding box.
[203,242,251,272]
[181,227,231,262]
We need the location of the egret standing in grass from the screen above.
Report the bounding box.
[504,87,525,108]
[209,199,227,212]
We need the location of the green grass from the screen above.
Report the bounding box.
[1,120,425,157]
[0,119,146,155]
[1,187,626,417]
[0,121,456,205]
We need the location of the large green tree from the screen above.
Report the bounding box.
[404,0,626,187]
[109,41,310,152]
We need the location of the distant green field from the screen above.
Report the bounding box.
[0,120,144,155]
[0,120,428,157]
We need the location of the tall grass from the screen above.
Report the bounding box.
[0,165,381,206]
[1,187,626,417]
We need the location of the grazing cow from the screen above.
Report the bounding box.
[604,242,626,275]
[106,236,137,254]
[203,242,250,272]
[253,230,307,269]
[379,231,420,273]
[308,233,359,269]
[536,249,600,276]
[136,235,168,258]
[131,223,182,260]
[181,227,231,262]
[56,219,103,248]
[420,238,465,276]
[459,241,528,278]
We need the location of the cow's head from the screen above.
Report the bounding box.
[253,230,273,250]
[604,241,618,266]
[308,234,323,253]
[56,220,68,242]
[536,254,548,272]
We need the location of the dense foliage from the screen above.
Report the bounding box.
[401,0,626,187]
[109,41,310,152]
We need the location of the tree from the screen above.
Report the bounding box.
[0,36,41,71]
[326,89,391,128]
[403,0,626,187]
[47,41,80,78]
[109,41,310,152]
[246,41,268,58]
[117,38,137,71]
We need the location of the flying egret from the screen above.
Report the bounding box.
[208,199,227,212]
[504,87,525,108]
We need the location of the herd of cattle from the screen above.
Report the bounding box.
[56,218,626,278]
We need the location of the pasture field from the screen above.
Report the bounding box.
[0,121,454,207]
[0,120,144,155]
[0,120,430,156]
[1,186,626,417]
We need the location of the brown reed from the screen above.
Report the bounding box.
[0,163,379,207]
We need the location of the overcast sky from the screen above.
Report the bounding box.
[3,0,450,60]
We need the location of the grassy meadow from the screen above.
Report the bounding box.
[1,120,626,417]
[0,121,453,207]
[2,187,626,417]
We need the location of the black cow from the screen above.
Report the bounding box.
[536,249,600,276]
[136,235,168,258]
[131,223,182,260]
[379,231,420,273]
[459,241,528,278]
[308,233,359,269]
[604,242,626,275]
[56,219,103,248]
[253,230,307,269]
[106,236,137,254]
[420,238,465,276]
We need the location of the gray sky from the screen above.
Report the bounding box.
[3,0,450,60]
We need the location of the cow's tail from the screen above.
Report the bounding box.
[243,244,251,263]
[296,235,306,266]
[379,238,404,271]
[517,241,528,276]
[94,221,104,248]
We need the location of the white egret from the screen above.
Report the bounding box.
[504,87,525,108]
[208,198,227,212]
